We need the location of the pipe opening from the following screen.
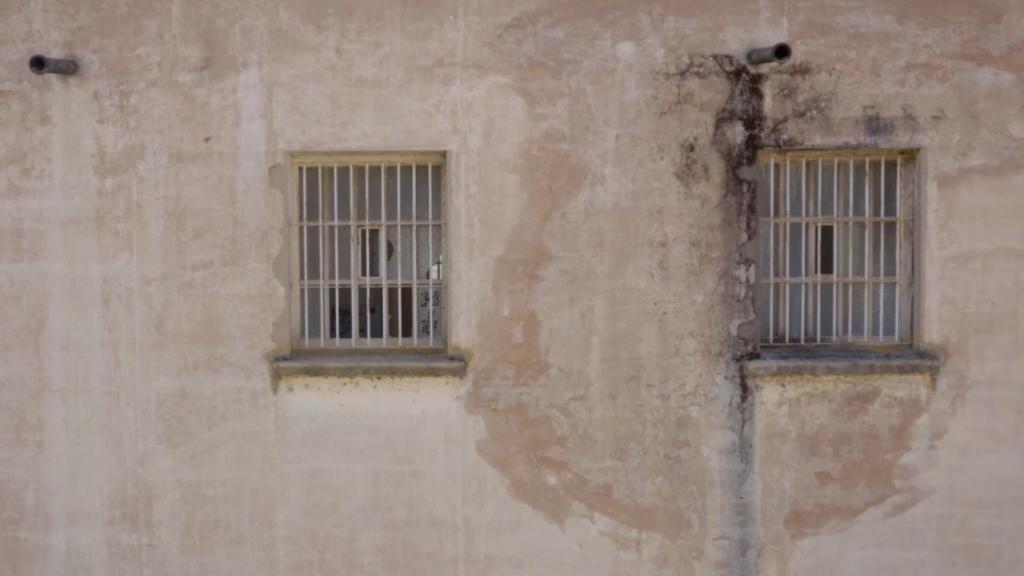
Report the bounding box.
[29,55,47,75]
[773,43,792,61]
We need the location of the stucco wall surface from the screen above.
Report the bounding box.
[1,1,1022,575]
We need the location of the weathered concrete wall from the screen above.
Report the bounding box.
[1,1,1022,575]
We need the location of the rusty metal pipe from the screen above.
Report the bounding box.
[746,43,791,65]
[29,55,78,75]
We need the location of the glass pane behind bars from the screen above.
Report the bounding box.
[297,160,445,348]
[757,153,913,344]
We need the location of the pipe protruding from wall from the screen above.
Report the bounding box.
[746,43,791,65]
[29,55,78,75]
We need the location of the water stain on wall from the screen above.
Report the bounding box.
[464,2,705,553]
[754,375,936,571]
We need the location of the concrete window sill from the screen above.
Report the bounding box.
[272,352,467,379]
[742,347,940,378]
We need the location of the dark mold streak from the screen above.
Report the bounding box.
[666,53,813,576]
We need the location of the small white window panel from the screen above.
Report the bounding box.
[292,153,446,349]
[757,150,915,345]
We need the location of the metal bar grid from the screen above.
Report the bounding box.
[758,151,913,346]
[296,159,445,349]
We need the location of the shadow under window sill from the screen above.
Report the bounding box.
[742,346,940,378]
[272,351,467,379]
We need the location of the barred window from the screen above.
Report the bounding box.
[291,153,445,349]
[757,150,916,345]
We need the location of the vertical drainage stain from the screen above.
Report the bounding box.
[666,54,777,576]
[710,55,765,576]
[668,53,944,575]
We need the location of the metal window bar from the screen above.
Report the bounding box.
[847,158,853,340]
[758,150,913,345]
[832,158,838,341]
[397,166,402,346]
[801,158,807,344]
[768,159,775,343]
[364,164,370,345]
[863,160,870,341]
[816,158,821,342]
[334,165,340,348]
[349,167,357,346]
[786,156,794,340]
[381,163,387,347]
[879,159,885,338]
[412,164,418,347]
[428,164,434,346]
[301,166,309,345]
[319,166,325,347]
[295,156,446,349]
[895,157,901,341]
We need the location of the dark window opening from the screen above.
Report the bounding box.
[817,224,835,276]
